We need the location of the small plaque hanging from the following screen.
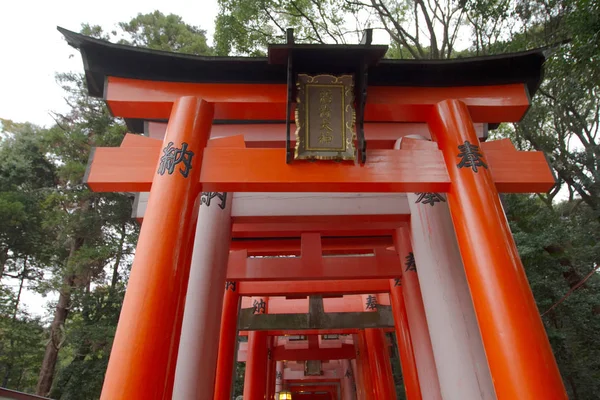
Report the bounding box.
[294,74,356,160]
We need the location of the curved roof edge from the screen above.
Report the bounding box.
[58,27,545,99]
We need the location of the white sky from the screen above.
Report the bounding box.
[0,0,220,127]
[0,0,220,317]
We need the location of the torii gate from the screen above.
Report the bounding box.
[60,26,567,400]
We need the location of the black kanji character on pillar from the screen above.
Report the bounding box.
[267,349,272,360]
[394,277,402,287]
[276,371,283,381]
[157,141,195,178]
[345,369,352,378]
[200,192,228,209]
[253,298,266,314]
[405,252,416,272]
[225,281,236,292]
[365,295,378,310]
[415,192,446,206]
[456,140,488,173]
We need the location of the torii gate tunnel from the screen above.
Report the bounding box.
[60,26,568,400]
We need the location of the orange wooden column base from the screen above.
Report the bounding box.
[429,99,567,399]
[100,97,213,400]
[356,331,375,399]
[244,297,269,400]
[365,329,397,400]
[214,283,241,400]
[389,279,422,400]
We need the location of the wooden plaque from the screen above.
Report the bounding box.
[294,74,356,160]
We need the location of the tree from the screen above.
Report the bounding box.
[33,12,214,397]
[504,194,600,399]
[214,0,526,58]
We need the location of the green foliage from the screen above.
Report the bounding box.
[1,3,599,399]
[505,194,600,398]
[117,11,213,55]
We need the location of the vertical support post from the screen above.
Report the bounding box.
[213,281,241,400]
[350,360,364,400]
[351,345,365,400]
[364,329,397,400]
[429,99,567,399]
[389,279,422,400]
[100,97,213,400]
[244,297,269,400]
[400,134,495,400]
[356,331,375,399]
[275,361,284,397]
[173,189,233,399]
[342,359,357,400]
[266,337,276,400]
[394,228,442,400]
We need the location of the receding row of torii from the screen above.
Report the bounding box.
[60,26,569,399]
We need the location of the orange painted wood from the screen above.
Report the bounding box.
[398,138,555,193]
[399,137,439,150]
[227,248,401,281]
[121,133,161,147]
[100,98,213,400]
[389,280,422,400]
[230,236,393,256]
[357,331,375,399]
[105,76,286,103]
[272,345,356,361]
[105,77,530,122]
[239,295,390,314]
[206,134,247,148]
[480,138,518,152]
[365,329,397,399]
[147,121,488,147]
[266,337,276,400]
[231,215,408,239]
[243,331,269,400]
[85,144,553,194]
[237,279,390,296]
[429,99,567,399]
[394,228,442,400]
[213,285,240,400]
[239,329,365,336]
[201,148,450,193]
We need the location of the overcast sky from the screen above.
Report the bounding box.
[0,0,219,127]
[0,0,220,317]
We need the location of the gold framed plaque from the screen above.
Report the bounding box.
[294,74,356,160]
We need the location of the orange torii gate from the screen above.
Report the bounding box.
[59,25,567,400]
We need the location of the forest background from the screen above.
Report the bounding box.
[0,0,598,399]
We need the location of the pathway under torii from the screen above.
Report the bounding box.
[59,26,567,400]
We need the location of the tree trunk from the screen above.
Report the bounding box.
[0,247,8,279]
[110,222,127,289]
[2,258,28,388]
[36,274,74,396]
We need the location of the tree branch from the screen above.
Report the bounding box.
[542,263,600,317]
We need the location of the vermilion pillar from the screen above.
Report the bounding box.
[394,228,442,400]
[356,331,375,399]
[244,297,269,400]
[266,337,276,400]
[341,359,357,400]
[100,97,213,400]
[402,134,495,400]
[429,99,567,399]
[213,282,241,400]
[173,189,233,399]
[351,347,365,400]
[389,279,422,400]
[275,361,284,396]
[364,329,397,399]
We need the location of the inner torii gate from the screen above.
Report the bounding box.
[60,26,568,400]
